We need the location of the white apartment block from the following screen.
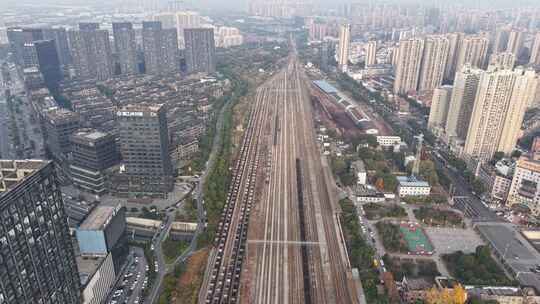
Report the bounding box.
[508,156,540,215]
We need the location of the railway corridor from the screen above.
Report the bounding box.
[242,57,358,304]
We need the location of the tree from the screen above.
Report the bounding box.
[453,284,467,304]
[331,157,347,175]
[471,179,486,195]
[383,175,398,192]
[375,178,385,191]
[492,151,505,164]
[511,150,522,158]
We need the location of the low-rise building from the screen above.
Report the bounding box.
[41,107,80,161]
[401,277,433,303]
[76,205,126,258]
[476,162,513,203]
[351,160,367,185]
[397,176,431,197]
[465,286,540,304]
[79,253,116,304]
[354,185,386,203]
[377,135,401,147]
[70,129,119,194]
[508,156,540,215]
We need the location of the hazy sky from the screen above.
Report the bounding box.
[2,0,540,11]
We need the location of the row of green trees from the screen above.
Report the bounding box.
[364,203,407,220]
[382,255,440,281]
[375,221,408,253]
[339,198,389,303]
[199,64,248,248]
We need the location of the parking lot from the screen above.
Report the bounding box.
[107,247,149,304]
[425,227,485,255]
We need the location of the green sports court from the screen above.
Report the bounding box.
[399,223,434,255]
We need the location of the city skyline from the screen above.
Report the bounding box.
[2,2,540,304]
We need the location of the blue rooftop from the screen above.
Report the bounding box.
[397,175,430,187]
[313,80,338,94]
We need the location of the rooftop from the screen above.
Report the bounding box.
[465,286,521,297]
[397,175,430,187]
[351,160,366,173]
[354,185,384,197]
[76,255,105,286]
[313,80,338,94]
[79,205,120,231]
[43,107,79,123]
[72,128,111,142]
[0,160,49,193]
[476,222,540,293]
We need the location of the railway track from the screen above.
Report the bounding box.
[203,80,272,304]
[201,49,358,304]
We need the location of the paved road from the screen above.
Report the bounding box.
[0,62,44,159]
[0,97,12,159]
[105,247,148,304]
[430,151,499,222]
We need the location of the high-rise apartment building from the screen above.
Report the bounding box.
[42,27,72,67]
[497,68,538,153]
[215,27,243,48]
[153,11,202,49]
[393,37,424,95]
[337,24,351,72]
[0,160,80,303]
[34,39,62,93]
[444,32,463,82]
[142,21,179,75]
[428,86,452,133]
[488,52,516,70]
[508,156,540,215]
[116,104,173,195]
[68,23,113,80]
[529,32,540,65]
[445,65,482,141]
[184,28,216,74]
[6,27,43,68]
[493,27,510,54]
[365,40,377,66]
[506,29,525,57]
[418,35,449,92]
[70,129,119,194]
[463,67,537,162]
[112,22,138,75]
[455,35,489,72]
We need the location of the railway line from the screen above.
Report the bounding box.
[200,48,358,304]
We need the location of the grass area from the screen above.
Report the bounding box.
[340,198,389,303]
[158,249,209,304]
[162,238,190,264]
[443,246,516,286]
[414,206,463,227]
[375,221,408,253]
[174,195,198,222]
[382,255,440,281]
[364,203,407,220]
